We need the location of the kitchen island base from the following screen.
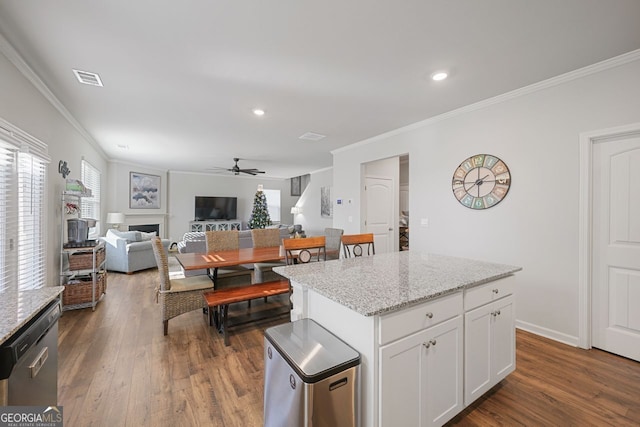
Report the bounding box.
[289,274,516,427]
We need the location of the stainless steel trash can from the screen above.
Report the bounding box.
[264,318,360,427]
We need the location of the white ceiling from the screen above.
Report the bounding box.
[1,0,639,178]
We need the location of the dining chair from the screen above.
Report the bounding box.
[324,227,344,260]
[250,228,286,283]
[283,236,327,265]
[205,230,252,284]
[151,236,213,335]
[341,233,375,258]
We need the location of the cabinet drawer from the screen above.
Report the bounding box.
[379,292,462,345]
[464,275,515,311]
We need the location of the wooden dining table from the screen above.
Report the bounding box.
[175,245,286,287]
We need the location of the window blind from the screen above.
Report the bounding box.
[0,142,17,293]
[81,160,101,238]
[17,152,47,291]
[0,119,49,293]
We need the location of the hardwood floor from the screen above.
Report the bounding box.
[58,268,640,426]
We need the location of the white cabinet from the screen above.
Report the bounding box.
[464,277,515,405]
[189,220,241,232]
[379,294,463,427]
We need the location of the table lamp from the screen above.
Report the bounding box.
[106,212,125,231]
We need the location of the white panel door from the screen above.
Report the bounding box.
[365,177,394,253]
[592,135,640,362]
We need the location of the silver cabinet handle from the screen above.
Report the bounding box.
[491,310,502,317]
[492,289,499,294]
[425,312,434,319]
[423,339,437,349]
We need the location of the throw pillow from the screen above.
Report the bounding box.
[140,231,157,241]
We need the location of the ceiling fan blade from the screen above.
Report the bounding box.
[208,158,266,175]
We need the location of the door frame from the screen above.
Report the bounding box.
[578,122,640,349]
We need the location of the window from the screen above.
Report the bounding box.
[0,142,17,293]
[263,189,281,223]
[18,152,46,291]
[0,120,49,293]
[81,160,101,238]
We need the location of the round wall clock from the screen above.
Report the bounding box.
[452,154,511,209]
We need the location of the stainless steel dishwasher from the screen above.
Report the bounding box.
[264,318,360,427]
[0,299,61,406]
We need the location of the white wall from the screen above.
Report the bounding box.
[332,57,640,344]
[167,171,298,242]
[291,168,334,236]
[0,50,108,288]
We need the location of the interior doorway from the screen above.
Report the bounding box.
[399,155,409,250]
[362,156,399,254]
[579,122,640,362]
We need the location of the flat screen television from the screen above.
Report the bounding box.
[194,196,238,221]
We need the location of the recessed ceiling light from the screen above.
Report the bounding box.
[252,108,265,116]
[431,71,448,81]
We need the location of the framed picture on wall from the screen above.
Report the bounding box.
[130,172,160,209]
[321,186,332,218]
[291,176,301,196]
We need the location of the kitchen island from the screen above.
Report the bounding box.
[273,252,521,427]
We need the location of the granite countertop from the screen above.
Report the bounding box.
[0,286,65,345]
[273,252,521,316]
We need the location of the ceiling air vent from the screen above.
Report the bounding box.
[72,69,103,87]
[298,132,326,141]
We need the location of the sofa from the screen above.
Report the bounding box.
[102,229,170,273]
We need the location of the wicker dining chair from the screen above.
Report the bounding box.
[151,237,213,335]
[205,230,252,282]
[341,233,375,258]
[250,228,286,283]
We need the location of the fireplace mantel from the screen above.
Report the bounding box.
[124,213,167,238]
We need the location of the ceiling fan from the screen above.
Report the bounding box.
[210,158,266,176]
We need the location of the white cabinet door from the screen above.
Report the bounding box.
[424,316,464,427]
[492,296,516,382]
[464,295,515,405]
[380,328,426,426]
[380,316,463,427]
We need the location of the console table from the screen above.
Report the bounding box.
[189,220,242,232]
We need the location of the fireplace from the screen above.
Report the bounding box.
[128,224,160,235]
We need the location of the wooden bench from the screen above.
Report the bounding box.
[202,279,290,346]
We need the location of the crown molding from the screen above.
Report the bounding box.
[0,32,108,160]
[332,49,640,155]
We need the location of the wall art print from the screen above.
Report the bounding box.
[321,186,332,218]
[130,172,160,209]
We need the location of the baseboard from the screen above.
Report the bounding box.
[515,320,579,347]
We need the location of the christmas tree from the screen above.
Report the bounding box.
[248,188,272,229]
